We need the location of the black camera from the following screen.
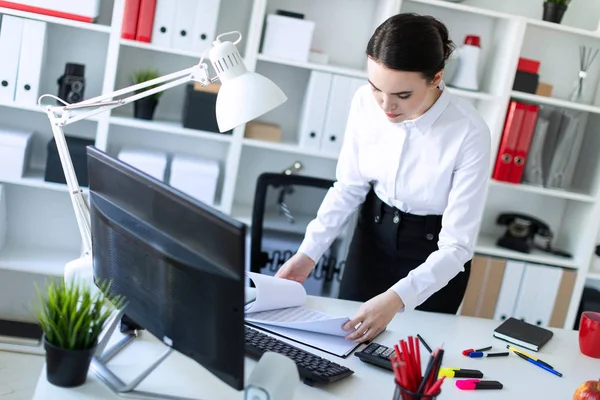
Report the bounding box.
[57,63,85,105]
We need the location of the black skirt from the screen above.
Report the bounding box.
[338,189,471,314]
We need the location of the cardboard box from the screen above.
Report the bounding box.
[193,81,220,94]
[244,121,282,142]
[536,82,553,97]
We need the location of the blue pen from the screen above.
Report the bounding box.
[468,351,509,358]
[514,352,562,377]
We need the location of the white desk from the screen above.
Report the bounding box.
[32,296,599,399]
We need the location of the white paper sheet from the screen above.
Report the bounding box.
[248,322,360,358]
[244,272,306,313]
[244,272,350,337]
[245,306,350,336]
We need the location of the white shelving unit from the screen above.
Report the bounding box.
[2,0,600,328]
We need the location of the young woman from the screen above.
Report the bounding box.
[275,13,491,343]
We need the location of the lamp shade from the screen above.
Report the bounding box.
[209,36,287,132]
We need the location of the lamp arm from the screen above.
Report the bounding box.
[40,61,214,256]
[40,62,213,127]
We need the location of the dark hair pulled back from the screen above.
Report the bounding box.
[366,13,455,81]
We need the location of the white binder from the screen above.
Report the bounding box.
[512,264,563,327]
[546,112,584,190]
[298,71,332,151]
[191,0,221,52]
[320,76,365,155]
[171,0,198,50]
[0,16,24,103]
[522,115,548,186]
[14,19,47,106]
[492,260,525,321]
[151,0,177,48]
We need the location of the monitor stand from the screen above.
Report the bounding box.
[91,307,199,400]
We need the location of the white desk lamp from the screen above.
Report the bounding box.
[38,31,286,291]
[38,32,299,400]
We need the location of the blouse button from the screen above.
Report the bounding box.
[374,215,380,223]
[393,212,400,224]
[426,233,434,240]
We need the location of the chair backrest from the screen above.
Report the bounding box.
[250,172,351,298]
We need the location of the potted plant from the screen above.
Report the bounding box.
[543,0,570,24]
[35,279,124,388]
[131,68,163,120]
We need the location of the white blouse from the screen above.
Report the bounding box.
[297,81,491,311]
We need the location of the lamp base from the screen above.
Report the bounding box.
[64,253,97,294]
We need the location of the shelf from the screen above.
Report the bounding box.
[120,39,203,59]
[1,168,89,193]
[0,99,104,122]
[0,100,46,114]
[242,138,339,160]
[475,234,578,269]
[405,0,512,19]
[489,179,597,202]
[257,54,368,79]
[0,7,111,33]
[526,18,600,39]
[511,91,600,114]
[109,116,233,143]
[0,244,78,276]
[447,87,497,102]
[406,0,600,40]
[588,271,600,280]
[257,54,495,102]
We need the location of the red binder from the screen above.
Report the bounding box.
[121,0,141,40]
[492,101,526,182]
[509,104,539,183]
[135,0,157,43]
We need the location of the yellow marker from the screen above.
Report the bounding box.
[438,368,483,378]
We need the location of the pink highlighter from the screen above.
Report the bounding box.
[456,379,503,390]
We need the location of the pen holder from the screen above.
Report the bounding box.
[393,381,441,400]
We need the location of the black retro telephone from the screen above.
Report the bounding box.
[496,213,571,257]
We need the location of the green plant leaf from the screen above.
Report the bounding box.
[131,68,164,101]
[34,278,126,350]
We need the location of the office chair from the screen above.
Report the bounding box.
[250,172,350,297]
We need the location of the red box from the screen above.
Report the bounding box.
[517,57,541,74]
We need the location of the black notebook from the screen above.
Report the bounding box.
[493,318,553,352]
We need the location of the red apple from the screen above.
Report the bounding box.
[574,379,600,400]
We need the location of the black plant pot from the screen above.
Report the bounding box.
[543,2,567,23]
[44,338,96,388]
[134,97,158,120]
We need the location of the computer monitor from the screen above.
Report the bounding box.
[86,146,246,391]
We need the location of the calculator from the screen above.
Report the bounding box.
[354,342,394,371]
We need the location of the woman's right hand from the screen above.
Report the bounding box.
[274,253,315,284]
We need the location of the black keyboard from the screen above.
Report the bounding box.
[244,325,354,386]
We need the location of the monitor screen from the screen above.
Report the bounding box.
[86,146,246,391]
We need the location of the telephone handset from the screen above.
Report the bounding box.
[496,213,571,257]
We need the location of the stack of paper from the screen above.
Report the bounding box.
[245,272,359,357]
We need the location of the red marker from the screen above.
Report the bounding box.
[456,379,503,390]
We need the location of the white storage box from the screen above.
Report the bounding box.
[169,154,219,206]
[117,147,168,182]
[0,184,6,253]
[0,128,33,181]
[0,0,101,23]
[262,14,315,62]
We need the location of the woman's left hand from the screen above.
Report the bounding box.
[342,290,405,343]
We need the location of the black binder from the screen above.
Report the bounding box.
[493,317,553,352]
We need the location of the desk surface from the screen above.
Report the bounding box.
[32,296,599,399]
